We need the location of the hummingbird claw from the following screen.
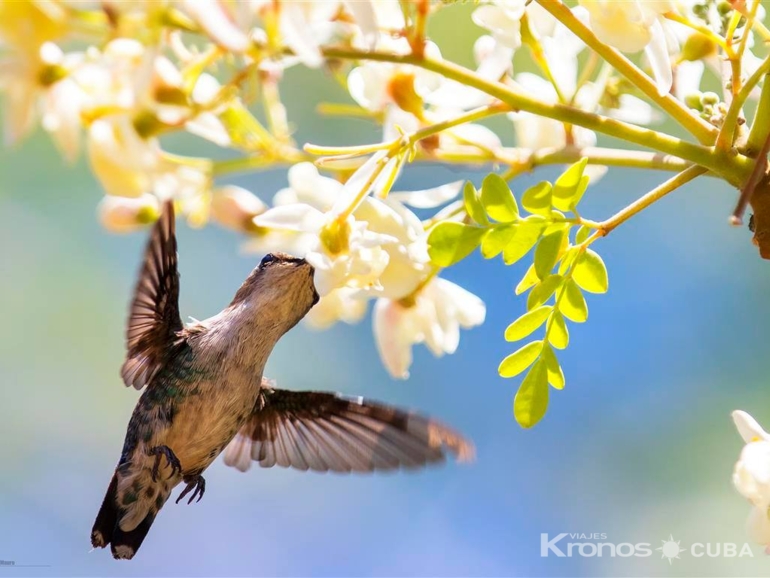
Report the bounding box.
[175,475,205,505]
[148,445,182,482]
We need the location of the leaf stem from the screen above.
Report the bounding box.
[593,165,708,237]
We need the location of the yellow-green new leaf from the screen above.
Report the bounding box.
[481,173,519,222]
[575,225,592,244]
[542,344,565,389]
[548,311,569,349]
[481,225,516,259]
[505,306,552,342]
[552,158,587,211]
[521,181,552,216]
[527,274,563,310]
[463,181,490,225]
[573,249,609,293]
[428,222,486,267]
[503,220,544,265]
[561,278,588,322]
[534,229,566,280]
[515,264,539,295]
[514,360,549,428]
[499,340,542,378]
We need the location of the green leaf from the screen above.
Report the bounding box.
[534,229,567,280]
[575,225,591,244]
[542,344,565,389]
[557,245,580,275]
[561,279,588,322]
[481,225,516,259]
[573,249,609,293]
[503,219,544,265]
[428,222,485,267]
[572,175,590,207]
[499,340,542,378]
[505,306,552,342]
[548,311,569,349]
[521,181,553,216]
[552,158,588,211]
[515,264,539,295]
[463,182,490,225]
[527,274,563,310]
[514,360,549,428]
[481,173,519,222]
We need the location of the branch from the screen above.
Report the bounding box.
[593,165,708,237]
[321,46,754,186]
[535,0,718,145]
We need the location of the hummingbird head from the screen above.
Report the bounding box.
[230,252,320,332]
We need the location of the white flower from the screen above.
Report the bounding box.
[732,410,770,552]
[0,41,94,161]
[472,0,526,49]
[97,194,160,233]
[373,278,486,379]
[304,287,368,329]
[347,39,443,116]
[579,0,674,95]
[210,185,267,233]
[87,116,211,223]
[253,203,396,296]
[425,35,513,111]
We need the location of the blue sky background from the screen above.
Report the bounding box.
[2,6,770,577]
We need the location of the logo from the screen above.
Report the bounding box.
[540,533,754,563]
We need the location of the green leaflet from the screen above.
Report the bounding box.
[481,225,516,259]
[515,264,539,295]
[541,344,565,389]
[527,274,563,310]
[521,181,553,216]
[481,173,519,222]
[547,311,569,349]
[534,229,567,280]
[427,222,485,267]
[505,306,552,342]
[514,359,549,428]
[499,340,542,378]
[503,219,544,265]
[552,158,588,212]
[560,278,588,322]
[463,181,490,226]
[573,249,609,293]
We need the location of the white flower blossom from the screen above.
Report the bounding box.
[373,278,486,379]
[732,410,770,553]
[97,193,160,233]
[579,0,674,95]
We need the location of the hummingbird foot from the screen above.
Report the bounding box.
[175,474,205,505]
[148,445,182,482]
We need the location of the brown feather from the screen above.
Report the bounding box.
[223,387,475,473]
[120,201,183,390]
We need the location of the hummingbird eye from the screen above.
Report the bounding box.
[260,253,277,268]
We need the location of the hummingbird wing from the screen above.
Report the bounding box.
[223,386,474,473]
[120,201,184,390]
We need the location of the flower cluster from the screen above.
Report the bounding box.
[1,3,769,402]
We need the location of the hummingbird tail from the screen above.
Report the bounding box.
[90,472,159,560]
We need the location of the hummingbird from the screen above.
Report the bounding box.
[91,201,474,560]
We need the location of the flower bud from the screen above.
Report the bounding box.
[98,194,160,233]
[684,92,704,110]
[681,32,717,62]
[210,185,267,233]
[701,91,720,106]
